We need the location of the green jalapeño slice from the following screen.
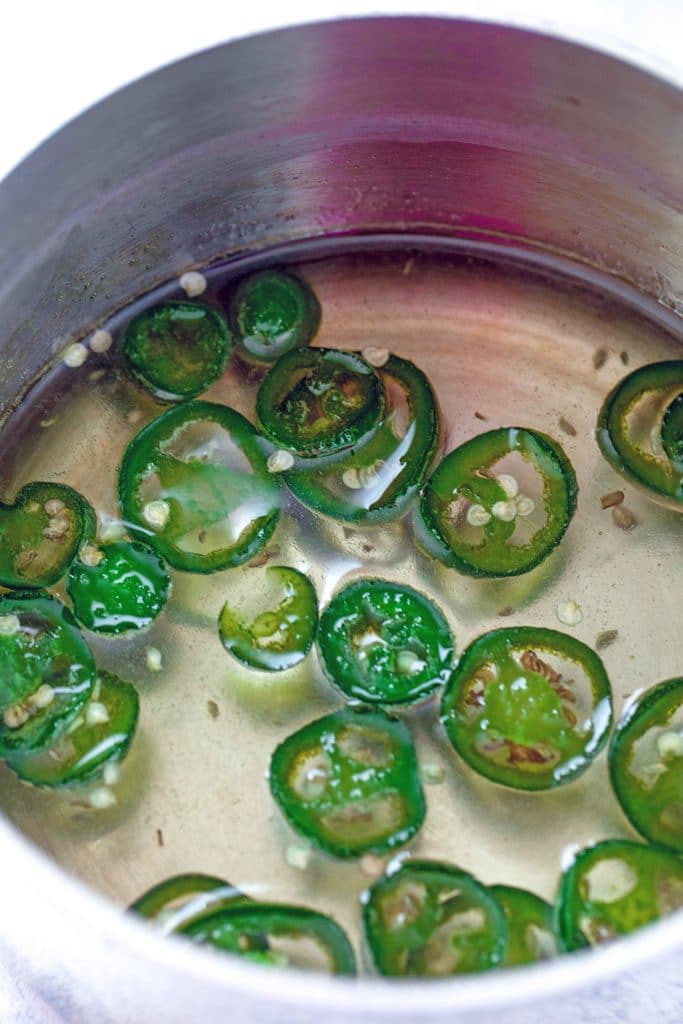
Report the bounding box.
[130,874,252,935]
[67,541,171,635]
[440,627,613,791]
[0,482,95,590]
[418,427,577,577]
[609,678,683,852]
[597,361,683,505]
[6,672,138,787]
[219,565,317,672]
[286,354,441,524]
[119,401,281,573]
[227,270,321,364]
[122,301,232,401]
[256,347,384,459]
[269,707,425,858]
[182,903,357,974]
[363,860,508,977]
[556,839,683,950]
[318,579,454,707]
[489,885,560,966]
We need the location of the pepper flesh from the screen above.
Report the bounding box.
[227,270,321,364]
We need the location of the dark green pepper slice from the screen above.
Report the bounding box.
[286,354,441,524]
[5,671,138,787]
[118,401,281,573]
[0,482,95,589]
[67,541,171,635]
[363,859,508,977]
[219,565,317,672]
[227,270,321,365]
[122,301,232,401]
[556,838,683,950]
[489,884,560,966]
[182,903,356,974]
[256,348,384,459]
[130,874,252,935]
[269,707,425,858]
[418,427,578,577]
[597,361,683,504]
[440,627,613,791]
[609,677,683,853]
[318,578,453,707]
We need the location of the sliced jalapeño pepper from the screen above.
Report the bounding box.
[286,354,441,524]
[489,884,560,966]
[440,627,613,791]
[362,860,508,977]
[418,427,578,577]
[219,565,317,672]
[227,270,321,364]
[269,707,425,858]
[130,874,252,935]
[0,482,95,590]
[609,678,683,853]
[122,301,232,401]
[317,578,454,707]
[597,361,683,505]
[256,347,384,459]
[118,401,281,573]
[556,839,683,951]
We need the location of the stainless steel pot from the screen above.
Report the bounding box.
[1,17,682,1023]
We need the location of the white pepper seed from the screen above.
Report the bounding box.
[515,495,536,517]
[146,646,163,672]
[556,600,583,627]
[44,499,66,516]
[491,500,517,523]
[421,763,446,785]
[143,500,170,530]
[179,271,207,297]
[63,342,89,368]
[657,731,683,761]
[496,473,519,499]
[286,844,312,871]
[88,786,118,810]
[103,762,121,787]
[342,467,362,490]
[362,346,390,368]
[0,614,21,636]
[85,701,110,727]
[466,503,492,527]
[267,449,295,473]
[89,329,113,354]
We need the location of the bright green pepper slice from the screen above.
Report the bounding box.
[5,671,138,787]
[67,541,171,635]
[226,270,321,365]
[363,860,508,977]
[556,839,683,951]
[609,677,683,853]
[0,482,95,589]
[489,884,560,966]
[256,347,384,459]
[597,361,683,504]
[219,565,317,672]
[418,427,578,577]
[317,578,454,706]
[118,401,281,573]
[286,354,441,524]
[122,301,232,401]
[440,627,613,791]
[130,874,253,935]
[269,707,425,859]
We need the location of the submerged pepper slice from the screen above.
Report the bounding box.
[609,677,683,853]
[440,627,613,791]
[556,839,683,951]
[269,707,425,859]
[256,347,384,459]
[363,860,508,977]
[122,301,232,401]
[318,578,454,706]
[227,270,321,365]
[118,401,281,573]
[418,427,578,577]
[130,874,253,935]
[489,884,561,966]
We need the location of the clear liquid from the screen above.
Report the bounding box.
[1,243,682,964]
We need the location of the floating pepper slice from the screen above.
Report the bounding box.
[609,678,683,853]
[597,361,683,505]
[556,839,683,951]
[219,565,317,672]
[0,482,95,590]
[318,578,454,706]
[122,301,232,401]
[418,427,578,577]
[286,355,440,524]
[130,874,253,935]
[256,347,384,459]
[363,860,508,977]
[440,627,613,791]
[118,401,281,573]
[227,270,321,364]
[269,707,425,859]
[5,671,138,787]
[489,884,560,966]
